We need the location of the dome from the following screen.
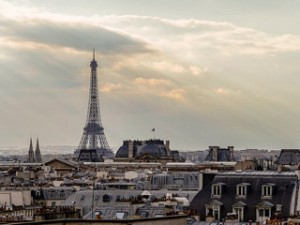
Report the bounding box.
[136,143,168,157]
[115,140,140,158]
[115,145,128,158]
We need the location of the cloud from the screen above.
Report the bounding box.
[160,89,186,102]
[1,19,151,56]
[101,83,123,93]
[94,15,300,56]
[133,77,171,86]
[214,88,241,96]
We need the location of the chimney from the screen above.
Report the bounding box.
[166,140,170,153]
[210,146,219,161]
[228,146,234,161]
[128,140,133,160]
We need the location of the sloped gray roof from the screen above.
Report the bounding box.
[32,187,76,200]
[62,189,198,207]
[256,200,274,208]
[83,205,132,219]
[277,149,300,165]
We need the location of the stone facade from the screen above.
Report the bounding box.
[45,159,77,176]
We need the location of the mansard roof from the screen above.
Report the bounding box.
[189,171,297,222]
[277,149,300,165]
[205,146,235,162]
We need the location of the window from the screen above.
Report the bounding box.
[232,201,246,222]
[205,200,223,221]
[49,190,55,198]
[256,201,273,222]
[257,208,271,221]
[211,183,225,198]
[103,194,110,202]
[276,204,282,212]
[60,190,65,198]
[233,207,244,222]
[205,205,221,220]
[212,185,221,196]
[115,212,127,219]
[262,184,275,199]
[139,211,149,218]
[237,185,246,197]
[236,183,250,198]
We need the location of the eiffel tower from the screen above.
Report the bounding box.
[74,50,114,161]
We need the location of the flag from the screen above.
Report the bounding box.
[152,128,155,132]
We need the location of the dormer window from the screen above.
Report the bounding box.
[236,183,250,199]
[262,183,275,199]
[103,194,110,202]
[60,190,65,198]
[211,182,225,198]
[80,195,85,201]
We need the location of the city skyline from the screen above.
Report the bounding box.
[1,0,300,150]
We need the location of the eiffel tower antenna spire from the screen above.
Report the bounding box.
[74,50,114,161]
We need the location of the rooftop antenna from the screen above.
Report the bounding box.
[93,48,95,60]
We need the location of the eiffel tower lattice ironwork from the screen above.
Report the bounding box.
[75,50,114,161]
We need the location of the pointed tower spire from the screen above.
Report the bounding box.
[28,138,35,163]
[74,50,114,162]
[36,138,39,149]
[35,138,42,163]
[29,138,33,151]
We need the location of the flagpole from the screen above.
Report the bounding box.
[152,128,156,139]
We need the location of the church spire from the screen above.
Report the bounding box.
[28,138,35,163]
[29,138,33,151]
[35,138,42,163]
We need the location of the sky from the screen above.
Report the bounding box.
[1,0,300,151]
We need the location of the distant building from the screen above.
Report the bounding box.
[205,146,235,162]
[44,158,77,177]
[0,190,39,221]
[240,149,280,161]
[114,139,184,163]
[150,172,200,190]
